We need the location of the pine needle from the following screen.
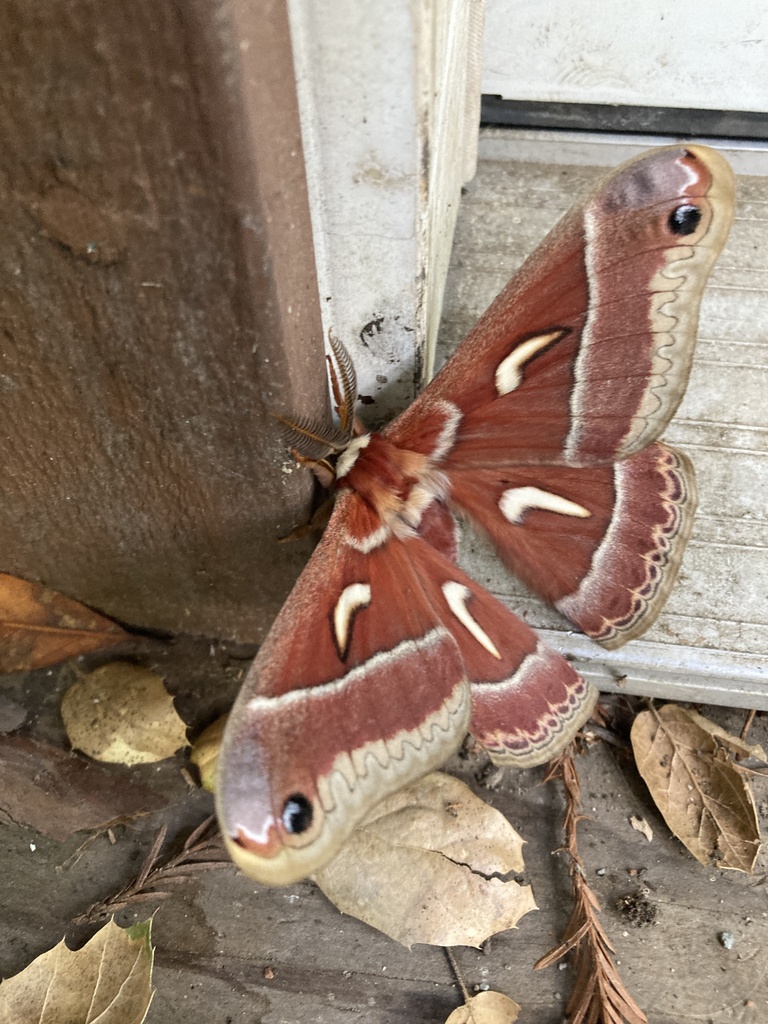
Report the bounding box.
[535,749,648,1024]
[73,816,232,925]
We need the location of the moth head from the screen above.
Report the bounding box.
[214,703,336,885]
[215,737,335,888]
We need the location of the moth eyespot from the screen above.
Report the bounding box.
[667,203,701,236]
[281,794,314,834]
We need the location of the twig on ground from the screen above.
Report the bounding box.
[740,708,758,741]
[73,815,232,925]
[535,747,648,1024]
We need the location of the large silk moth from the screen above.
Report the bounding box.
[216,145,735,885]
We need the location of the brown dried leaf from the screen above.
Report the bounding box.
[314,772,535,948]
[684,708,768,762]
[0,573,127,673]
[445,991,521,1024]
[0,918,153,1023]
[0,734,166,839]
[631,704,761,872]
[190,714,228,792]
[61,662,188,765]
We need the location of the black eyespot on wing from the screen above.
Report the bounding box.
[668,204,702,236]
[282,794,314,834]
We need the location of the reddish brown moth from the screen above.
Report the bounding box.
[217,146,735,885]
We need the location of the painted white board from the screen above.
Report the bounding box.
[288,0,485,424]
[483,0,768,114]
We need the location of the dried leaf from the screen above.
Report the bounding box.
[0,918,154,1023]
[0,573,127,672]
[0,734,166,840]
[629,815,653,842]
[314,772,535,948]
[190,715,227,792]
[62,662,188,765]
[684,708,767,762]
[445,991,520,1024]
[631,704,761,873]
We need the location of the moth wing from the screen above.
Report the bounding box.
[217,491,471,885]
[384,145,732,645]
[400,519,597,765]
[387,145,734,466]
[218,490,598,884]
[447,442,696,647]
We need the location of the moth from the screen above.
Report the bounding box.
[217,145,734,885]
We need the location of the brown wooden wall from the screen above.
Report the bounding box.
[0,0,328,641]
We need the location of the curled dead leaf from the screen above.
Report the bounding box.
[0,918,154,1023]
[631,704,761,873]
[61,662,188,765]
[684,708,767,763]
[0,573,127,673]
[445,990,521,1024]
[314,772,536,947]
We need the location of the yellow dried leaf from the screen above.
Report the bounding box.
[191,715,228,792]
[631,704,761,873]
[0,918,154,1023]
[445,990,521,1024]
[314,772,536,947]
[61,662,188,765]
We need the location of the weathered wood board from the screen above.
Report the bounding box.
[0,0,327,642]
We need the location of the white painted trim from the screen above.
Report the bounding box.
[482,0,768,114]
[287,0,485,424]
[478,128,768,177]
[541,630,768,712]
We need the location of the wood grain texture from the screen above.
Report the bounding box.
[0,0,327,641]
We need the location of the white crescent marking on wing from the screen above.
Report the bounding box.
[333,582,372,654]
[442,581,501,659]
[499,486,591,525]
[495,330,564,396]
